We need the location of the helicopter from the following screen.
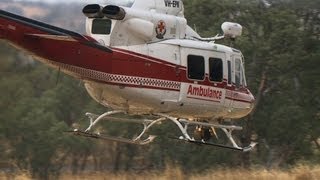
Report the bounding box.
[0,0,256,152]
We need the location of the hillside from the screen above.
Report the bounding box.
[0,0,85,32]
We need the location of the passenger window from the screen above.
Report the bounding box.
[92,19,112,34]
[209,58,223,82]
[187,55,205,80]
[235,58,241,88]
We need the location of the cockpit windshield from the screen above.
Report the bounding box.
[106,0,135,7]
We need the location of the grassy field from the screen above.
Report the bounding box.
[2,165,320,180]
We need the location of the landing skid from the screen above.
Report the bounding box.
[70,111,257,152]
[68,129,156,145]
[171,137,257,152]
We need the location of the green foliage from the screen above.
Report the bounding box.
[0,42,96,178]
[184,0,320,168]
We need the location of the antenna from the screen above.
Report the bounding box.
[193,24,197,33]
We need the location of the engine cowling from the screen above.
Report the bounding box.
[102,5,126,20]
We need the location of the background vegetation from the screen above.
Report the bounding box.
[0,0,319,179]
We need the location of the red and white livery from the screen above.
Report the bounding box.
[0,0,256,151]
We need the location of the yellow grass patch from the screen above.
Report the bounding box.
[1,165,320,180]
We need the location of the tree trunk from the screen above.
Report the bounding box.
[241,71,267,168]
[93,155,98,171]
[124,145,136,171]
[113,143,122,172]
[313,137,320,150]
[71,154,79,175]
[80,150,90,171]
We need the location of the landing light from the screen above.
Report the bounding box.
[194,22,243,42]
[221,22,242,39]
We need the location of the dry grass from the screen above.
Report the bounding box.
[190,165,320,180]
[1,165,320,180]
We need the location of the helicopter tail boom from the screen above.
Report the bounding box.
[0,9,112,50]
[0,9,113,80]
[0,10,86,40]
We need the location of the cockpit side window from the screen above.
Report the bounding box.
[234,58,247,87]
[209,58,223,82]
[235,58,241,88]
[92,19,112,35]
[241,60,247,87]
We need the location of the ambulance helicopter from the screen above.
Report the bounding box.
[0,0,257,151]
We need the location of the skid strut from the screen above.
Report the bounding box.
[157,114,257,152]
[69,111,257,151]
[70,111,167,145]
[85,110,124,132]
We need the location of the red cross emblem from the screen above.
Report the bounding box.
[155,20,166,39]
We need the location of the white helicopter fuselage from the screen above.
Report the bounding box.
[84,40,254,120]
[79,0,254,120]
[0,0,254,121]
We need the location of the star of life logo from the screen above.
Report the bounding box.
[155,20,166,39]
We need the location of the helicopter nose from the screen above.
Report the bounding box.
[248,90,255,110]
